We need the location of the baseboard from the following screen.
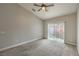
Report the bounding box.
[65,41,76,46]
[0,38,42,52]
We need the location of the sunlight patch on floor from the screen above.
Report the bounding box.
[48,37,64,43]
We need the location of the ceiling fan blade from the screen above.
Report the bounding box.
[38,8,42,11]
[32,8,36,12]
[46,4,54,7]
[34,3,41,7]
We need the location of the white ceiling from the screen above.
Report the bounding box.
[19,3,79,20]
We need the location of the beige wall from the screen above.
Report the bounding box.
[0,4,43,49]
[44,13,77,45]
[77,6,79,53]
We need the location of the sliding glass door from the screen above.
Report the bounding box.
[48,23,64,40]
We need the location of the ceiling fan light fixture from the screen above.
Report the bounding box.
[33,3,54,12]
[42,7,46,11]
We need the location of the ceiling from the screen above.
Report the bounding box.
[19,3,79,20]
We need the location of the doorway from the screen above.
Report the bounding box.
[48,23,65,43]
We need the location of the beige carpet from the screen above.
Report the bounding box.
[0,39,78,56]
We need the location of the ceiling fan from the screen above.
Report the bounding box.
[32,3,54,12]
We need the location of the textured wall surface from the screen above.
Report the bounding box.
[0,4,43,49]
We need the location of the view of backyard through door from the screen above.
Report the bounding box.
[48,23,64,43]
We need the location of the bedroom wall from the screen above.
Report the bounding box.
[0,4,43,50]
[43,13,77,45]
[77,6,79,53]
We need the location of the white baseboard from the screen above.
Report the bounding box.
[65,41,76,46]
[0,38,42,52]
